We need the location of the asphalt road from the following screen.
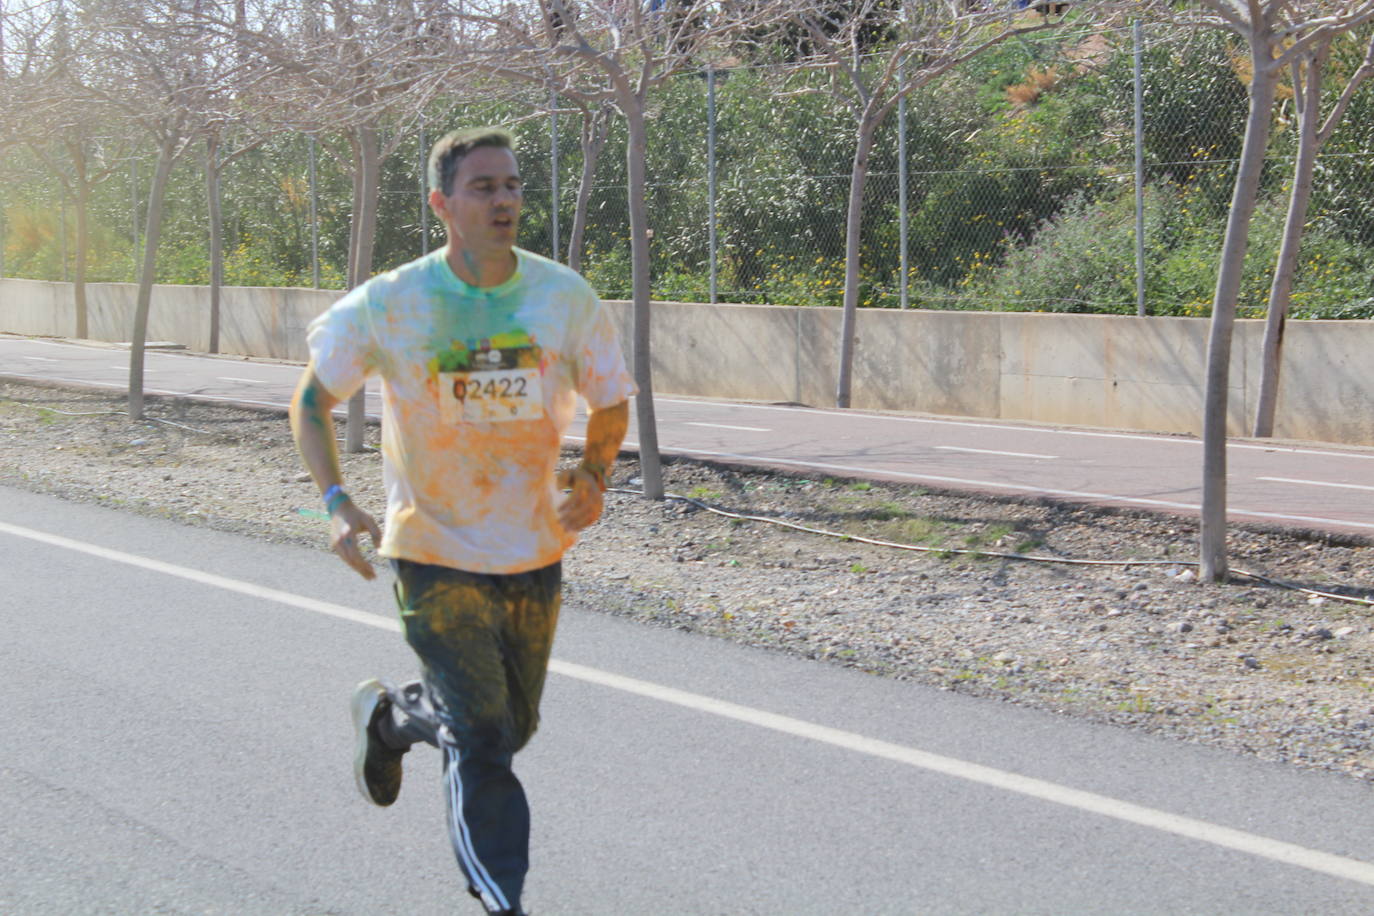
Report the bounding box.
[4,334,1374,539]
[6,487,1374,913]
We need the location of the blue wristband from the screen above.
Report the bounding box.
[323,484,349,515]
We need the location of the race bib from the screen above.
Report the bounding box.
[440,368,544,423]
[432,333,546,424]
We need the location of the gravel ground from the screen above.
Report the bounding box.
[5,379,1374,783]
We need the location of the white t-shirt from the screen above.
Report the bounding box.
[307,247,636,574]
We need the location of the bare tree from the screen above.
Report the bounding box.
[1184,0,1374,581]
[197,0,269,355]
[35,135,132,339]
[0,0,133,336]
[778,0,1083,408]
[243,0,450,450]
[1251,27,1374,438]
[452,0,793,500]
[97,1,208,418]
[565,98,613,273]
[25,0,217,417]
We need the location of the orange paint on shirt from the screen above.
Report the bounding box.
[308,247,635,574]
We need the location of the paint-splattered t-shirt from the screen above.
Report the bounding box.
[307,247,636,574]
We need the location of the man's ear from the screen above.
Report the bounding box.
[428,188,447,221]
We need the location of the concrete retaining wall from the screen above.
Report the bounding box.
[5,277,1372,445]
[0,278,335,362]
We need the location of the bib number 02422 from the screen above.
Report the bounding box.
[439,369,544,423]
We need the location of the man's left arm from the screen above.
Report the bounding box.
[557,399,629,532]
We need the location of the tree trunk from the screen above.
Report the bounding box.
[1199,54,1278,582]
[624,103,663,500]
[206,135,224,354]
[1253,52,1324,439]
[836,120,877,408]
[128,138,177,420]
[71,145,90,340]
[568,108,609,274]
[348,138,364,287]
[345,124,380,454]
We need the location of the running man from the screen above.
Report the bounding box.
[289,126,633,916]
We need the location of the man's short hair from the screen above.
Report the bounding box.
[428,127,516,196]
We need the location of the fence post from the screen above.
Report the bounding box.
[707,64,718,304]
[59,193,68,282]
[550,88,560,261]
[898,66,909,310]
[309,135,320,289]
[420,116,429,255]
[130,158,140,281]
[1134,20,1147,317]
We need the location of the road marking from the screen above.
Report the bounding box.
[22,356,57,362]
[6,516,1374,888]
[0,371,381,417]
[655,397,1374,460]
[217,376,268,384]
[111,365,155,372]
[0,372,123,389]
[936,446,1057,460]
[654,446,1374,531]
[0,519,391,630]
[1259,477,1374,493]
[554,660,1374,888]
[8,350,1374,462]
[685,422,771,433]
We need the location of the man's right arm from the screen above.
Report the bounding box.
[289,366,382,579]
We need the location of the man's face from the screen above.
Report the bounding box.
[433,145,523,253]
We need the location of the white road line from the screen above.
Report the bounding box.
[1259,477,1374,493]
[10,338,79,348]
[1234,444,1374,459]
[556,660,1374,888]
[1,367,1369,532]
[936,446,1057,460]
[686,422,771,433]
[8,351,1374,462]
[0,520,393,629]
[22,356,58,362]
[4,517,1374,888]
[655,446,1374,531]
[0,372,378,418]
[655,397,1374,460]
[111,365,155,372]
[217,376,268,384]
[0,372,123,389]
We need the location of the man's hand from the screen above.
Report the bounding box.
[556,466,605,532]
[291,367,382,579]
[330,499,383,579]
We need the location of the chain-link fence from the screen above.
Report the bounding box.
[4,23,1373,318]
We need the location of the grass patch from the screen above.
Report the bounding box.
[883,516,952,546]
[867,501,907,521]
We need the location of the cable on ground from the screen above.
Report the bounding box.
[609,488,1374,610]
[4,397,213,435]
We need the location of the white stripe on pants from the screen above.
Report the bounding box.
[443,740,511,913]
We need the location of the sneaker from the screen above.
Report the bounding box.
[351,678,407,806]
[468,883,527,915]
